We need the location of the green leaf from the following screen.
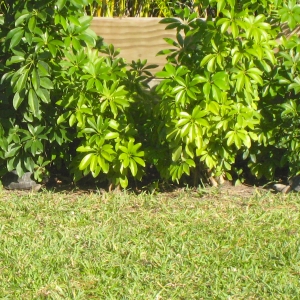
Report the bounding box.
[192,107,207,119]
[56,0,67,11]
[207,101,219,115]
[6,27,23,39]
[201,54,215,67]
[177,118,190,127]
[235,74,245,92]
[159,17,181,24]
[212,85,222,102]
[72,38,81,51]
[196,118,209,127]
[172,146,182,162]
[68,16,81,26]
[13,92,24,109]
[205,155,216,170]
[100,156,110,173]
[77,145,93,152]
[37,61,50,76]
[32,68,40,91]
[234,134,242,149]
[104,132,119,140]
[207,56,216,72]
[203,82,211,99]
[57,111,71,124]
[6,56,25,66]
[119,176,128,188]
[133,156,145,167]
[109,119,119,130]
[226,131,235,146]
[217,0,226,14]
[242,134,251,148]
[120,154,130,168]
[36,88,50,103]
[180,123,191,137]
[10,29,24,48]
[40,77,54,89]
[89,155,97,171]
[15,69,29,92]
[28,89,39,116]
[5,145,21,158]
[31,140,43,156]
[129,159,138,176]
[15,13,30,26]
[79,153,93,170]
[101,151,113,162]
[212,72,229,90]
[69,114,77,127]
[185,159,196,168]
[78,33,96,47]
[28,16,36,32]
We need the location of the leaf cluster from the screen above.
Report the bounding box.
[153,1,300,184]
[1,0,300,189]
[0,0,153,187]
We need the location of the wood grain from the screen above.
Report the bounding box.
[90,18,300,74]
[90,17,177,73]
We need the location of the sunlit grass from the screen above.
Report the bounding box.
[0,188,299,299]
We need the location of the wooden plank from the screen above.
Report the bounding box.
[90,18,300,74]
[90,17,176,73]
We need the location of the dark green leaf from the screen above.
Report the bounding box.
[32,68,40,91]
[28,89,40,116]
[15,69,29,92]
[10,29,24,48]
[36,88,50,103]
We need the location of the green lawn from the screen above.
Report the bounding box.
[0,188,299,299]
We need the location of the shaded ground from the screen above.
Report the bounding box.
[0,178,271,200]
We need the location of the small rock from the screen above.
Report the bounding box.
[289,175,300,192]
[1,171,41,191]
[272,183,291,193]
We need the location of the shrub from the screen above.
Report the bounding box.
[152,1,300,185]
[2,0,300,189]
[0,0,153,187]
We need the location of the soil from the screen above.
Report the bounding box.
[0,176,271,199]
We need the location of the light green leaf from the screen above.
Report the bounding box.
[28,16,36,32]
[56,0,67,11]
[79,153,93,170]
[13,92,24,109]
[15,13,30,26]
[119,176,128,188]
[172,146,182,162]
[6,56,25,66]
[104,132,119,140]
[212,72,229,90]
[129,159,138,176]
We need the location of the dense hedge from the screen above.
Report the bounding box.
[1,0,300,188]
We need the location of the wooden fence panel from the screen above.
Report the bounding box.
[90,17,177,73]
